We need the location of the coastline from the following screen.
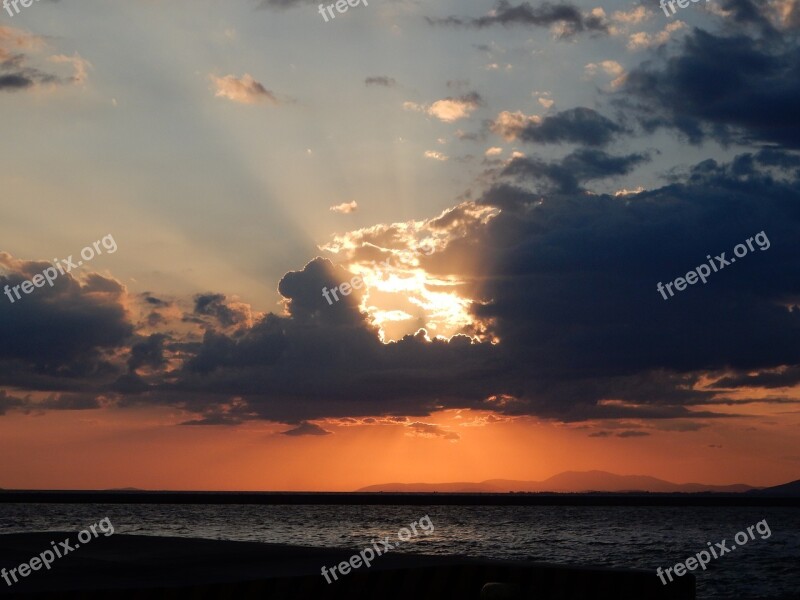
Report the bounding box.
[0,533,695,599]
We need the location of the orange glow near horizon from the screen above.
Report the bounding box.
[0,406,797,491]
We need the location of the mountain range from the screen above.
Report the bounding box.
[356,470,767,494]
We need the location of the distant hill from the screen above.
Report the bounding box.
[748,479,800,497]
[357,470,756,493]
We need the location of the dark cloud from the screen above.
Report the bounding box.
[616,430,650,438]
[142,293,167,306]
[0,256,132,372]
[365,76,396,87]
[716,0,782,35]
[191,293,250,328]
[179,397,253,425]
[405,422,460,440]
[0,390,102,415]
[277,257,368,326]
[38,392,104,410]
[281,421,332,436]
[127,334,168,373]
[621,29,800,147]
[426,0,609,37]
[469,167,800,400]
[714,366,800,388]
[455,91,484,107]
[501,149,650,193]
[655,421,708,432]
[0,73,34,90]
[494,108,625,147]
[455,129,486,142]
[0,65,60,91]
[0,255,134,412]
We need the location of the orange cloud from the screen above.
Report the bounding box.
[330,201,358,214]
[210,73,277,105]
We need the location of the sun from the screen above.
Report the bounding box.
[349,256,473,342]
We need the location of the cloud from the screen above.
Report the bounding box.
[0,26,89,92]
[714,365,800,388]
[405,421,460,440]
[48,53,91,84]
[210,73,277,105]
[190,293,253,329]
[501,148,650,193]
[485,147,504,156]
[612,6,650,23]
[467,162,800,422]
[627,21,686,50]
[584,61,626,88]
[404,92,484,122]
[330,201,359,214]
[365,76,396,87]
[281,421,332,436]
[0,252,133,395]
[584,62,623,77]
[492,107,625,147]
[127,334,168,373]
[491,110,542,141]
[180,397,253,426]
[767,0,800,28]
[424,150,448,161]
[426,0,610,37]
[622,28,800,147]
[3,130,799,429]
[655,421,708,432]
[0,74,35,91]
[616,430,650,438]
[0,25,46,64]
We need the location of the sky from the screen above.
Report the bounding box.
[1,0,799,491]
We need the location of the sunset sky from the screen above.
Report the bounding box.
[1,0,799,491]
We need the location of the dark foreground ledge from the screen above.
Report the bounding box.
[0,533,694,600]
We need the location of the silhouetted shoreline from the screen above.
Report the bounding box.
[0,533,695,599]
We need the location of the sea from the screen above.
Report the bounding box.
[0,503,798,599]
